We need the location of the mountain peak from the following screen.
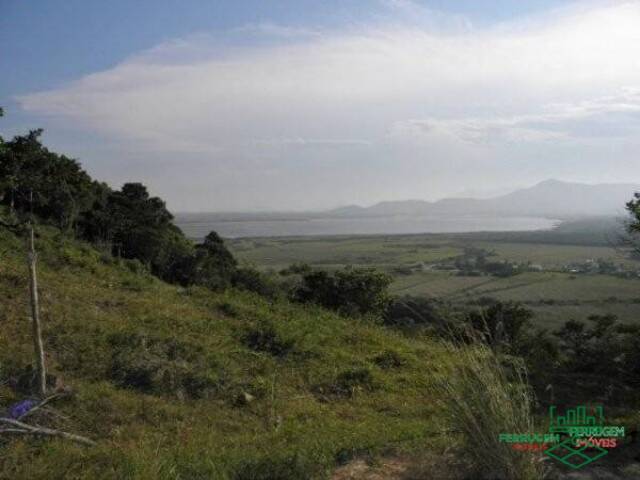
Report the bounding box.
[534,179,569,187]
[326,180,640,218]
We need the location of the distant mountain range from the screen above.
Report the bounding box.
[327,180,640,219]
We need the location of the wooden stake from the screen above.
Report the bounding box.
[27,224,47,397]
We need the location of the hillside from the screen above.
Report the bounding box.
[328,180,639,219]
[0,226,451,479]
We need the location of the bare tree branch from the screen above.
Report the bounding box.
[0,417,96,446]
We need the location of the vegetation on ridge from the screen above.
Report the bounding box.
[0,224,456,479]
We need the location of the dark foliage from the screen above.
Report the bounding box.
[0,129,96,230]
[627,192,640,233]
[232,266,278,297]
[625,192,640,255]
[383,296,444,329]
[108,333,220,398]
[242,321,295,357]
[467,300,534,352]
[373,350,407,369]
[181,231,238,290]
[80,182,196,279]
[292,267,392,316]
[552,314,640,385]
[332,367,376,396]
[0,122,257,294]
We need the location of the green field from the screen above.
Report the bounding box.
[229,232,640,328]
[230,235,460,270]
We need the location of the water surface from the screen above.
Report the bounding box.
[175,213,558,239]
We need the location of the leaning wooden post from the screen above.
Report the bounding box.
[27,224,47,397]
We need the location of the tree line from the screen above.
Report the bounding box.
[0,113,392,312]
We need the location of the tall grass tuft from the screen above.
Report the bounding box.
[434,340,545,479]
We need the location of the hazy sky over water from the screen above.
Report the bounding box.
[3,1,640,212]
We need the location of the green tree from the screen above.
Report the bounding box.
[0,115,252,296]
[79,182,194,279]
[293,267,392,316]
[553,319,592,373]
[467,301,533,351]
[188,231,238,290]
[628,193,640,229]
[625,193,640,254]
[0,129,95,230]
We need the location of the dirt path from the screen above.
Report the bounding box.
[332,458,412,480]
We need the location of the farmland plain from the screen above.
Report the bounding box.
[228,221,640,329]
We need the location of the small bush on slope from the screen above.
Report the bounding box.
[108,333,220,398]
[242,320,296,358]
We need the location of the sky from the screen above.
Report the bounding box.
[2,0,640,212]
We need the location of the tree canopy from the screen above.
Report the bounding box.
[0,119,242,292]
[627,193,640,234]
[625,193,640,255]
[0,129,96,230]
[292,266,392,316]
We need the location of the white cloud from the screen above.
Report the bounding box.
[16,1,640,210]
[233,22,321,39]
[396,88,640,144]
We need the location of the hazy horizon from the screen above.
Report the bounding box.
[4,1,640,212]
[173,178,640,214]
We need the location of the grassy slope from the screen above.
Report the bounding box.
[0,227,449,479]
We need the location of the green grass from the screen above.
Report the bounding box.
[391,270,640,327]
[3,226,638,478]
[229,235,461,270]
[230,232,632,271]
[434,343,543,480]
[0,227,455,479]
[474,241,633,268]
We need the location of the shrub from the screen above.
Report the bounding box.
[483,261,519,277]
[466,300,534,353]
[123,258,148,275]
[218,301,239,317]
[549,314,640,400]
[373,350,407,369]
[242,321,295,357]
[383,296,444,329]
[292,267,391,317]
[108,333,219,398]
[319,367,377,398]
[185,231,238,290]
[233,267,279,298]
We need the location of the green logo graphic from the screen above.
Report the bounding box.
[498,405,625,470]
[545,405,624,469]
[549,405,603,431]
[545,436,608,469]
